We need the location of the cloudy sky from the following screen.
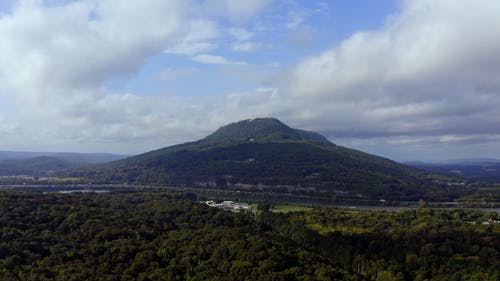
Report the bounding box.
[1,0,500,162]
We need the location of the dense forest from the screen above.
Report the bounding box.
[0,190,498,280]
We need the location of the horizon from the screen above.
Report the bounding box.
[1,115,500,164]
[2,0,500,162]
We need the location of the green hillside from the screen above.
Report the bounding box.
[70,118,442,201]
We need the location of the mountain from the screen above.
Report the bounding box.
[201,118,331,145]
[70,118,441,201]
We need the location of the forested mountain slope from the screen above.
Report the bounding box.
[70,118,440,200]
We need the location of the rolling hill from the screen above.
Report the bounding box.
[0,156,77,176]
[70,118,442,201]
[0,152,128,176]
[407,159,500,183]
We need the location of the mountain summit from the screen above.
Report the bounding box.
[202,118,331,145]
[73,118,433,200]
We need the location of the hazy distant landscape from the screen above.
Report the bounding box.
[0,151,127,177]
[407,160,500,183]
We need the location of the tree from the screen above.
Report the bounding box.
[257,201,271,212]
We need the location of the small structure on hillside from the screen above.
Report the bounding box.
[203,200,252,211]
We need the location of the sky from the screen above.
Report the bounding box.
[1,0,500,162]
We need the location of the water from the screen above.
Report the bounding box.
[57,189,109,194]
[336,205,500,213]
[2,184,499,213]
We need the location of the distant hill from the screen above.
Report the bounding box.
[407,159,500,182]
[69,118,442,201]
[0,156,78,176]
[0,151,128,163]
[0,151,128,176]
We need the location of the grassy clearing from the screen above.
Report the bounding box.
[271,204,313,213]
[306,223,373,236]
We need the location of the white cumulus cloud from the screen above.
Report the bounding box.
[279,0,500,147]
[2,0,500,162]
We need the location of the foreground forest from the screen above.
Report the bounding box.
[0,191,498,280]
